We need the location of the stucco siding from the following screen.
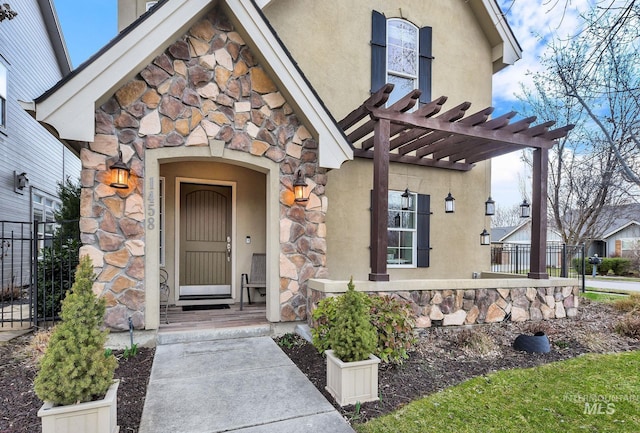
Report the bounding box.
[264,0,495,120]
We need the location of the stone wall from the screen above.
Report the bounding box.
[308,284,580,328]
[79,6,326,329]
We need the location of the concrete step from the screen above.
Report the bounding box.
[156,324,272,345]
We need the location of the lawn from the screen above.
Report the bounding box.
[356,351,640,433]
[581,291,628,302]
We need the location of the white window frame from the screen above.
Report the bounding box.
[385,18,419,107]
[387,190,417,268]
[33,192,61,254]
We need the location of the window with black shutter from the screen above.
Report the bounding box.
[371,10,433,105]
[371,190,431,268]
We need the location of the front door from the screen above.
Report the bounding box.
[179,183,232,299]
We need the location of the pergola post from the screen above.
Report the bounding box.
[528,148,549,279]
[369,118,390,282]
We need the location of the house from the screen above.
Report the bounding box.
[24,0,577,331]
[0,0,81,289]
[588,203,640,258]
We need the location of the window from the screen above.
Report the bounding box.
[0,62,6,128]
[33,192,60,254]
[371,11,433,105]
[159,177,165,266]
[377,191,431,268]
[387,190,417,267]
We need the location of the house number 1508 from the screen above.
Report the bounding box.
[147,177,156,230]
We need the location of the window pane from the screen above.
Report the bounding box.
[387,20,417,76]
[386,74,416,105]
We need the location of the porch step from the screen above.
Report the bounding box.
[156,324,272,345]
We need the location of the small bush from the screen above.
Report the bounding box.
[312,288,417,364]
[613,294,640,313]
[369,295,416,364]
[615,315,640,338]
[327,279,378,363]
[34,256,117,405]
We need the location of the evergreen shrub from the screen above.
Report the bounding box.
[34,256,117,405]
[325,278,377,362]
[312,281,416,364]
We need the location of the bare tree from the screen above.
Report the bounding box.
[516,4,638,247]
[492,203,522,228]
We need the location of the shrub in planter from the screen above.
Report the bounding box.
[34,255,117,405]
[312,287,416,364]
[326,278,377,362]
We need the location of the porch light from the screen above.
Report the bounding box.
[109,151,130,189]
[444,192,455,213]
[401,188,411,210]
[480,228,491,245]
[484,196,495,216]
[293,170,308,204]
[520,199,530,218]
[15,172,28,190]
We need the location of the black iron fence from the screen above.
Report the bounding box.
[0,219,79,328]
[491,243,586,287]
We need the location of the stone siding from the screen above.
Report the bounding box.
[80,7,326,329]
[308,285,580,328]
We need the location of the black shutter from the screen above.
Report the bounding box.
[417,194,431,267]
[371,10,386,94]
[418,26,433,104]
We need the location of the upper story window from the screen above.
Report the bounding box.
[386,19,418,106]
[0,62,7,129]
[371,11,433,106]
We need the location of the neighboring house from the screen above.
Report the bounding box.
[0,0,81,289]
[589,203,640,258]
[491,219,564,273]
[24,0,574,331]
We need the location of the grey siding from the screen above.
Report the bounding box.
[0,0,80,221]
[0,0,81,287]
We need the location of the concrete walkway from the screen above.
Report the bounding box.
[585,277,640,293]
[139,336,355,433]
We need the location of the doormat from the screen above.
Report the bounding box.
[182,305,230,311]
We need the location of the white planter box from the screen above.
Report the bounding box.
[325,350,380,406]
[38,380,120,433]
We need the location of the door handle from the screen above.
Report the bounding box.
[226,236,231,262]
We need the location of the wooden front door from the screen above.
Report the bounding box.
[179,183,232,298]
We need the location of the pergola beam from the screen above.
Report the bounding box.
[339,87,573,282]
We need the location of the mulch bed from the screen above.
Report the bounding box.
[0,298,637,432]
[0,341,154,433]
[277,297,640,424]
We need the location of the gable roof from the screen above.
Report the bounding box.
[602,220,640,239]
[26,0,352,169]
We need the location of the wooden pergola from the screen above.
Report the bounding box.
[338,84,574,282]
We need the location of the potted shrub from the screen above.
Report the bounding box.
[35,255,119,433]
[324,278,380,406]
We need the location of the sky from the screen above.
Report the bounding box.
[52,0,591,209]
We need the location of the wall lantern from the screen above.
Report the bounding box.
[109,151,130,189]
[444,192,455,213]
[293,170,308,204]
[15,172,28,190]
[480,228,491,245]
[401,188,411,210]
[520,199,530,218]
[484,196,495,216]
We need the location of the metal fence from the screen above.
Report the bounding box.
[0,219,79,329]
[491,243,586,286]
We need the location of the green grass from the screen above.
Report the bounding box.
[581,291,628,302]
[356,351,640,433]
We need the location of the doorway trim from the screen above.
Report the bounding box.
[174,177,237,306]
[144,144,281,330]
